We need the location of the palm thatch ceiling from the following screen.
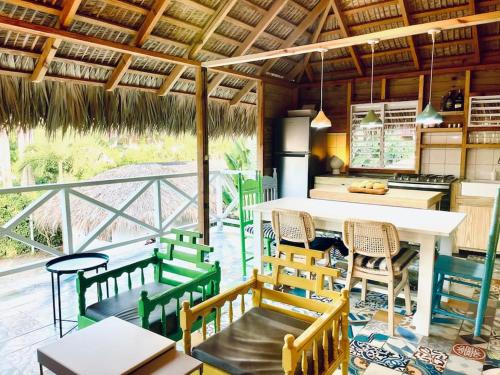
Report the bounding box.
[0,0,498,108]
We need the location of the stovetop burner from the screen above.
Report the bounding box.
[389,173,457,185]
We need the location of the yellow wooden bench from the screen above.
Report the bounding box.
[180,244,350,375]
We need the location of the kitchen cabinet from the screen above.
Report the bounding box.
[454,195,498,252]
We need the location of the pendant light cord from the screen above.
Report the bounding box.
[320,51,324,111]
[370,43,375,104]
[428,32,436,105]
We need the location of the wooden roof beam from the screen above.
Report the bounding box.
[330,0,363,75]
[31,0,82,83]
[157,0,238,96]
[286,5,330,81]
[202,11,500,68]
[208,0,288,96]
[397,0,420,70]
[230,0,330,105]
[105,0,172,91]
[469,0,481,64]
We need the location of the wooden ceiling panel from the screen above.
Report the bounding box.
[78,0,146,29]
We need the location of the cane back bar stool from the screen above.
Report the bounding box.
[344,219,418,336]
[271,209,337,290]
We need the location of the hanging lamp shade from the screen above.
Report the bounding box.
[361,39,382,128]
[416,29,443,126]
[311,110,332,128]
[311,49,331,129]
[361,109,383,127]
[416,103,443,125]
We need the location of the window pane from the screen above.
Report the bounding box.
[350,108,383,168]
[383,107,417,169]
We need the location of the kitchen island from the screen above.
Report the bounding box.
[310,186,443,209]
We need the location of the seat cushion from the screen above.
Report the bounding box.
[85,281,202,336]
[281,236,336,252]
[192,307,329,375]
[353,247,418,273]
[244,222,276,239]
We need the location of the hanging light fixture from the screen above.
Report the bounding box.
[361,39,383,128]
[416,29,443,126]
[311,48,332,128]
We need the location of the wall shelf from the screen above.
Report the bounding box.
[420,143,462,148]
[465,143,500,149]
[438,111,465,116]
[419,127,463,133]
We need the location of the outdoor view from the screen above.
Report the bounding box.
[0,128,255,271]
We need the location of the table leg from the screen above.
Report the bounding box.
[412,234,436,336]
[50,273,56,326]
[253,211,264,274]
[39,363,43,375]
[57,274,63,338]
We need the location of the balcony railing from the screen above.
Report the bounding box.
[0,170,251,277]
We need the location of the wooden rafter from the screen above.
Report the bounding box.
[31,0,82,83]
[157,0,238,96]
[286,5,330,81]
[469,0,481,64]
[105,0,172,91]
[208,0,288,97]
[397,0,420,70]
[330,0,363,75]
[230,0,330,105]
[202,11,500,68]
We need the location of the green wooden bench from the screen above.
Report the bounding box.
[76,229,221,341]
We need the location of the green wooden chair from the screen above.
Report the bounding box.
[432,188,500,337]
[237,172,275,277]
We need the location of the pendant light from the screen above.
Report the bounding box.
[311,49,332,128]
[416,29,443,126]
[361,39,383,128]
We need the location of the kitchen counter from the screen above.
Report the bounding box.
[310,186,443,209]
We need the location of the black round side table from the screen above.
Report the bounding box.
[46,253,109,337]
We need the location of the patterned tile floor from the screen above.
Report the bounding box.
[0,227,499,374]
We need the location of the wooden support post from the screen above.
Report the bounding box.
[460,70,471,179]
[345,81,352,169]
[415,74,425,173]
[196,67,209,244]
[380,78,387,100]
[256,80,264,174]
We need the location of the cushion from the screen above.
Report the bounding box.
[244,222,276,240]
[85,281,202,336]
[353,247,418,273]
[281,236,336,252]
[192,307,331,375]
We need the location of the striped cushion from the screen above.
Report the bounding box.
[244,222,276,239]
[353,247,417,273]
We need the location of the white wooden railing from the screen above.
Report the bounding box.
[0,170,252,277]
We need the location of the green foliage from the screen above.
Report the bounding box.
[0,193,62,257]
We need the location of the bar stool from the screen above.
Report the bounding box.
[343,219,417,336]
[271,208,337,291]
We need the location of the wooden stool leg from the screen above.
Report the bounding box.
[388,280,395,336]
[403,270,412,316]
[361,279,367,301]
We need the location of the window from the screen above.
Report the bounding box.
[350,101,418,170]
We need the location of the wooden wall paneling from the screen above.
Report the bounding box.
[196,67,209,244]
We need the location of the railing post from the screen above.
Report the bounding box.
[59,188,74,254]
[216,172,223,232]
[153,179,162,244]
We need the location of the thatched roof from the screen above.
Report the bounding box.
[0,0,498,134]
[33,162,220,239]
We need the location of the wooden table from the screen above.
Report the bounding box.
[37,317,175,374]
[310,187,443,209]
[250,197,466,336]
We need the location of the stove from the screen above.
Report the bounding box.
[388,174,458,211]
